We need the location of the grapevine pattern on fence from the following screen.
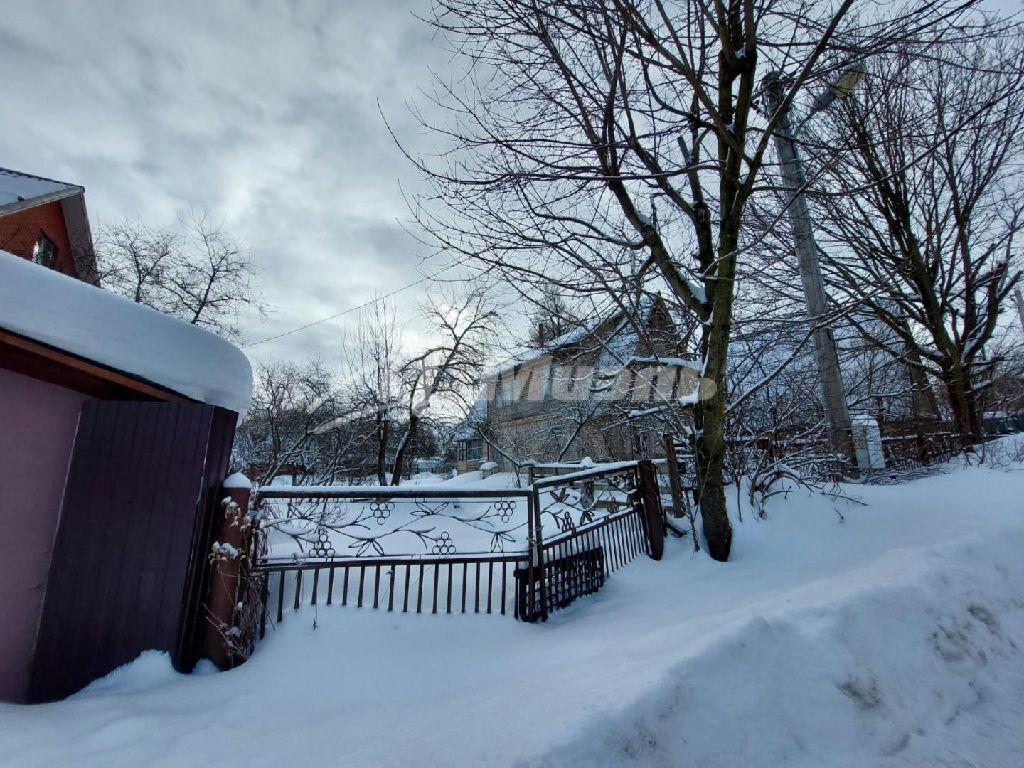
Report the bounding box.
[251,461,662,633]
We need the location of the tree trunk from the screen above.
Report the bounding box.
[375,414,389,486]
[695,395,732,562]
[944,365,983,447]
[390,413,419,486]
[694,238,736,562]
[905,344,939,462]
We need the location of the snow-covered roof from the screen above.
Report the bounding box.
[0,251,253,417]
[488,293,668,378]
[483,315,605,377]
[453,394,488,441]
[0,167,81,214]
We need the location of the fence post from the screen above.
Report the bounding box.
[202,473,252,670]
[636,460,665,561]
[530,484,548,621]
[662,432,686,520]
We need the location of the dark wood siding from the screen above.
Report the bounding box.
[176,405,237,669]
[28,400,236,702]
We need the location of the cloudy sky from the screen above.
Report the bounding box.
[0,0,451,365]
[3,0,1018,370]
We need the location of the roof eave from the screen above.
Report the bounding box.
[0,186,84,217]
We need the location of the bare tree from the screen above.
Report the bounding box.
[810,32,1024,445]
[401,0,977,559]
[234,360,363,487]
[391,287,498,483]
[528,286,585,347]
[97,211,263,338]
[343,298,404,485]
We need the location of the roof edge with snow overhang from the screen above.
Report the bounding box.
[0,250,253,417]
[0,167,83,216]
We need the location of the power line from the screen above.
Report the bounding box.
[243,259,465,348]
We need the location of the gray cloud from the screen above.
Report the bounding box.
[0,0,448,364]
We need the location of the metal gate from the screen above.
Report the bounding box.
[27,400,236,702]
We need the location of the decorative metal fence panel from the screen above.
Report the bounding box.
[516,546,605,621]
[251,461,663,633]
[524,460,656,621]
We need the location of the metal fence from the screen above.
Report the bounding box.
[252,460,663,632]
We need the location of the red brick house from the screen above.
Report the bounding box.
[0,166,99,285]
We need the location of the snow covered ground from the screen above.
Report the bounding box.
[3,449,1024,767]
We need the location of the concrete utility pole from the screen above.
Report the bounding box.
[763,73,857,467]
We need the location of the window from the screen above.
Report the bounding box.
[495,377,513,408]
[457,439,482,462]
[32,233,57,269]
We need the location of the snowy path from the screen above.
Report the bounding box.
[2,460,1024,767]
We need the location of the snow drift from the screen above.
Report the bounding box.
[1,455,1023,767]
[528,530,1024,767]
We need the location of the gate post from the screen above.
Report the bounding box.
[662,432,686,519]
[636,460,665,561]
[530,484,549,621]
[203,473,252,669]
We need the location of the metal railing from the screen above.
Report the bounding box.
[251,461,662,632]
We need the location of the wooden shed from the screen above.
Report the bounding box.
[0,251,252,702]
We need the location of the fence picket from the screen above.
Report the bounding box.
[416,563,425,614]
[461,562,467,613]
[485,561,492,614]
[432,563,440,615]
[447,563,453,614]
[474,561,481,613]
[276,571,284,623]
[403,564,411,613]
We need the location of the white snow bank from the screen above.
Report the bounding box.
[0,251,252,416]
[530,529,1024,768]
[2,454,1024,766]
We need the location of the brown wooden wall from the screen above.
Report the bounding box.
[27,400,236,703]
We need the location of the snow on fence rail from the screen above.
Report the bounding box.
[250,460,664,629]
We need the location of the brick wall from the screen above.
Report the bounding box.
[0,201,78,278]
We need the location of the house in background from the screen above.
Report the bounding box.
[0,251,252,703]
[454,294,698,473]
[0,166,99,285]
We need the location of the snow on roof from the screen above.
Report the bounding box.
[594,314,641,370]
[0,167,80,213]
[453,393,488,441]
[483,316,604,378]
[0,251,253,417]
[487,295,662,379]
